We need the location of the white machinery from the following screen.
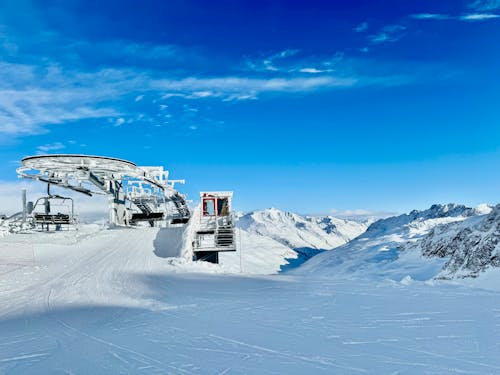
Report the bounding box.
[16,154,190,227]
[192,192,236,263]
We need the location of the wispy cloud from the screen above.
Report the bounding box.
[245,49,300,72]
[460,13,500,20]
[36,142,65,153]
[0,24,422,138]
[329,208,396,219]
[0,59,407,136]
[368,24,407,43]
[245,50,344,76]
[354,22,369,32]
[468,0,500,11]
[0,63,122,136]
[411,13,452,20]
[152,76,363,104]
[411,12,499,22]
[298,67,333,74]
[114,118,126,127]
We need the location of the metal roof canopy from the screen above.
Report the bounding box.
[17,154,190,226]
[20,154,140,180]
[17,154,170,193]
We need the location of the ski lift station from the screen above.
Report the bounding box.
[5,154,236,263]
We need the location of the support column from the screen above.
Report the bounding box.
[21,188,27,223]
[108,181,127,226]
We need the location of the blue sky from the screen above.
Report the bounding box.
[0,0,499,215]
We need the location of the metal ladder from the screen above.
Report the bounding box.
[171,194,191,221]
[214,216,235,248]
[133,199,153,215]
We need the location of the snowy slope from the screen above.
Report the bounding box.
[1,222,500,374]
[0,207,366,276]
[297,204,492,282]
[0,225,225,317]
[220,208,368,274]
[220,230,297,274]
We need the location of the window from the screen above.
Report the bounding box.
[202,199,215,216]
[217,198,229,216]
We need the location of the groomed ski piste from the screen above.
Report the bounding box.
[1,165,499,374]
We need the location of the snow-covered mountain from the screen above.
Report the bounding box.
[296,203,495,282]
[409,204,500,279]
[220,208,368,274]
[238,208,367,250]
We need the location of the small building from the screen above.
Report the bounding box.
[193,192,236,263]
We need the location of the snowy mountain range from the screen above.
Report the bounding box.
[2,202,499,282]
[296,203,499,285]
[220,208,369,273]
[238,208,368,250]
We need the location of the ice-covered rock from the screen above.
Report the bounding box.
[415,204,500,278]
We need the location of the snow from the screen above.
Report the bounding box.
[411,204,500,281]
[238,208,367,250]
[220,229,297,274]
[222,208,368,274]
[1,204,499,373]
[296,204,492,283]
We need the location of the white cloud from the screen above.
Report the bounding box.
[459,13,500,20]
[0,62,125,136]
[36,142,65,153]
[245,49,301,72]
[0,47,416,138]
[354,22,369,32]
[468,0,500,11]
[190,90,217,98]
[0,57,415,137]
[222,93,258,102]
[411,12,499,22]
[299,67,332,74]
[153,75,359,96]
[0,88,118,136]
[114,117,125,126]
[369,24,407,43]
[411,13,451,20]
[276,49,300,58]
[330,208,396,219]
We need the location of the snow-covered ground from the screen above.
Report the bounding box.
[1,205,499,373]
[220,208,368,274]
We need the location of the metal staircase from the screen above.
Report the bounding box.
[214,217,235,249]
[130,197,164,226]
[170,193,191,224]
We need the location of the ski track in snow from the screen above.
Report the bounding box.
[0,225,499,374]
